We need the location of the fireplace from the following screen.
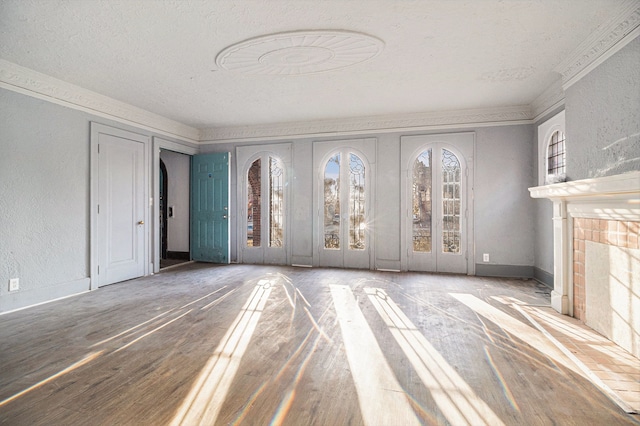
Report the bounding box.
[530,171,640,358]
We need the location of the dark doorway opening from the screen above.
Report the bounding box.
[160,159,168,260]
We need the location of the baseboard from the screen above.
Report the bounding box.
[375,259,401,272]
[0,277,91,314]
[475,264,534,279]
[166,251,190,260]
[291,255,313,267]
[533,267,554,288]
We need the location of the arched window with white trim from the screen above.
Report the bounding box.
[546,130,566,179]
[538,110,567,185]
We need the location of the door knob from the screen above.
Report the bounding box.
[223,215,228,219]
[138,220,144,225]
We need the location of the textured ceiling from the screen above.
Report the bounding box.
[0,0,625,129]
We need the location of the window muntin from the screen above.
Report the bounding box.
[269,156,284,248]
[547,130,566,177]
[348,153,366,250]
[324,153,340,249]
[441,149,461,254]
[412,149,432,252]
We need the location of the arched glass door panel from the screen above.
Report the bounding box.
[269,156,284,248]
[412,149,432,253]
[441,149,461,254]
[247,158,261,247]
[349,154,366,250]
[324,153,341,249]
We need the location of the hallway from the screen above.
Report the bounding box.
[0,264,637,425]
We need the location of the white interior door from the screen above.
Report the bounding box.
[314,139,375,269]
[401,133,474,274]
[236,144,291,265]
[94,125,148,287]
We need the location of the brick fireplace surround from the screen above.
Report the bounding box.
[573,218,639,320]
[530,171,640,358]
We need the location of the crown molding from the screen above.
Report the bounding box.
[200,106,533,143]
[555,1,640,90]
[531,78,565,123]
[0,59,200,143]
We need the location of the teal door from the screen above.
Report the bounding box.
[191,153,230,263]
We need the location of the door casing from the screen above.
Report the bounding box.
[90,123,150,289]
[152,137,198,273]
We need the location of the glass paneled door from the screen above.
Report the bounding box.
[402,133,474,274]
[319,149,370,269]
[238,148,289,265]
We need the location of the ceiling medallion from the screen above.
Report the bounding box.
[215,30,384,75]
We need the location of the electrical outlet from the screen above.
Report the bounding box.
[9,278,19,292]
[483,253,490,262]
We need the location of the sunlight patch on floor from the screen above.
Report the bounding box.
[330,284,421,426]
[0,351,103,407]
[170,280,273,426]
[366,287,506,425]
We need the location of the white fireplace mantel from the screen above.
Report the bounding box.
[529,171,640,314]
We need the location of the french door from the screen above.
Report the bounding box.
[314,139,375,269]
[237,144,291,265]
[401,133,474,274]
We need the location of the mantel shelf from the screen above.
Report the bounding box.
[529,171,640,200]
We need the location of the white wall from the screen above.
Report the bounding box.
[160,149,190,253]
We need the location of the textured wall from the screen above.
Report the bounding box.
[160,150,190,252]
[0,88,90,311]
[565,37,640,180]
[0,89,192,312]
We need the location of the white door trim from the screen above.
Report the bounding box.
[90,122,151,289]
[152,137,199,273]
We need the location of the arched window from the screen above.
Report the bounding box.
[538,110,566,185]
[547,130,566,178]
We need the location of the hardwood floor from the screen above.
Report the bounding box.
[0,264,637,425]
